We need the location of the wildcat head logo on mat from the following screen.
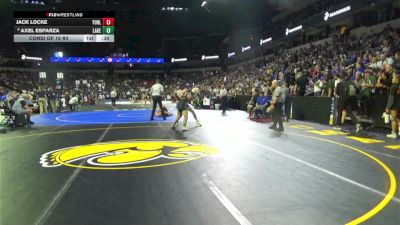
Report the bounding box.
[40,140,217,170]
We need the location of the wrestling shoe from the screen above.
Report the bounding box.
[355,124,363,133]
[387,132,398,139]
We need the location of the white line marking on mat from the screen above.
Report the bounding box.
[33,123,113,225]
[249,140,400,204]
[202,173,252,225]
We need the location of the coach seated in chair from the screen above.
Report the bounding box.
[68,95,79,111]
[5,91,17,111]
[11,93,35,126]
[254,94,271,118]
[247,89,259,118]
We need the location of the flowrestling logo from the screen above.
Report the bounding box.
[285,25,302,36]
[40,140,217,170]
[324,6,351,21]
[324,11,330,21]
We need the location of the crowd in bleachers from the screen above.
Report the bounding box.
[1,24,399,135]
[0,70,39,92]
[165,26,398,103]
[1,27,399,102]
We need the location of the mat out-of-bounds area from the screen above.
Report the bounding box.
[0,109,399,225]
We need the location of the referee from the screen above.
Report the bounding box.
[150,79,166,120]
[110,88,117,108]
[269,80,284,132]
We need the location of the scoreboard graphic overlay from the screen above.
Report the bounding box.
[14,11,115,43]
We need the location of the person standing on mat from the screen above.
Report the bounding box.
[385,73,400,138]
[335,72,362,132]
[172,87,189,131]
[37,87,47,114]
[12,93,35,125]
[150,79,166,121]
[219,84,228,115]
[110,88,117,108]
[187,89,202,127]
[268,80,284,132]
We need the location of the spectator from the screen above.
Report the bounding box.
[219,84,228,115]
[255,92,270,118]
[322,75,335,97]
[68,95,79,111]
[335,72,361,132]
[281,83,290,121]
[11,93,35,125]
[110,88,117,108]
[247,89,259,118]
[376,71,392,96]
[385,73,400,138]
[295,73,308,96]
[359,69,377,117]
[48,88,59,113]
[37,87,47,114]
[313,77,324,96]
